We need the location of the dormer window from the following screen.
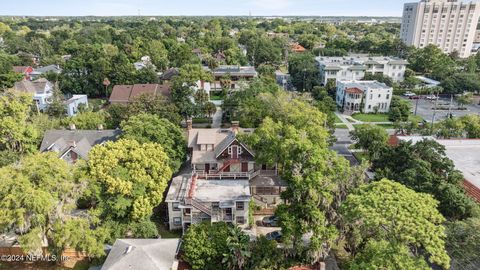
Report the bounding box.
[228,145,243,159]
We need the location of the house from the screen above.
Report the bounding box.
[133,56,155,71]
[109,84,171,104]
[12,66,34,80]
[392,136,480,203]
[414,76,440,89]
[275,70,290,90]
[208,65,258,93]
[290,43,306,53]
[13,78,53,111]
[39,128,121,163]
[65,95,88,116]
[336,80,393,113]
[101,239,180,270]
[160,68,180,82]
[316,55,408,86]
[165,121,286,232]
[30,64,62,80]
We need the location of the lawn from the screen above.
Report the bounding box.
[334,114,343,123]
[335,124,348,129]
[209,92,225,101]
[354,123,394,130]
[157,223,182,238]
[351,113,389,122]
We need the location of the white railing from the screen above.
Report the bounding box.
[194,169,277,180]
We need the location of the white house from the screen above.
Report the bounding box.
[336,80,393,114]
[13,78,53,111]
[65,95,88,116]
[316,55,408,86]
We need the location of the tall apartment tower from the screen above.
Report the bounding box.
[400,0,480,58]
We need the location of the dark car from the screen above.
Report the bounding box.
[261,215,279,227]
[409,95,421,100]
[265,230,282,242]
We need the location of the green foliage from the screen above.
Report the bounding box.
[350,124,388,159]
[87,139,172,221]
[61,111,107,130]
[445,218,480,267]
[341,179,450,269]
[388,96,411,123]
[408,45,456,80]
[288,52,319,91]
[440,73,480,95]
[120,113,186,172]
[374,140,478,220]
[0,91,39,153]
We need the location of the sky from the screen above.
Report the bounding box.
[0,0,413,17]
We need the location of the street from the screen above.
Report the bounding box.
[403,96,480,122]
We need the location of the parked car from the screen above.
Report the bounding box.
[265,230,282,242]
[403,91,416,97]
[261,215,279,227]
[425,95,439,100]
[409,95,421,100]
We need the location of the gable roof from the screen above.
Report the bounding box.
[160,68,179,81]
[14,78,52,94]
[13,66,32,73]
[345,87,364,94]
[109,84,171,104]
[40,129,121,160]
[33,64,62,74]
[101,239,180,270]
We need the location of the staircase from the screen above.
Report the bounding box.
[188,198,213,216]
[216,159,239,173]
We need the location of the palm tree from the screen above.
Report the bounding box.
[222,226,251,270]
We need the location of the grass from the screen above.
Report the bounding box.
[209,92,225,101]
[334,114,343,123]
[351,113,389,122]
[157,223,182,239]
[354,123,394,130]
[335,124,348,129]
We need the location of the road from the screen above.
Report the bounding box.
[331,129,359,166]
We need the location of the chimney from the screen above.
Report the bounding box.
[69,123,76,130]
[186,119,193,131]
[97,124,104,130]
[231,121,239,133]
[319,262,326,270]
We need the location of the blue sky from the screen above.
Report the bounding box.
[0,0,412,17]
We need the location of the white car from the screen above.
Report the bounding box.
[403,91,416,97]
[425,95,439,100]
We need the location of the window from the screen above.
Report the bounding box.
[173,217,181,226]
[236,216,245,225]
[173,202,180,211]
[236,201,244,210]
[368,105,372,109]
[212,202,220,210]
[386,94,390,99]
[378,94,381,98]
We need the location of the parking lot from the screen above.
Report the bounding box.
[402,96,480,122]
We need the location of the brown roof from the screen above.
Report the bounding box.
[290,43,306,52]
[109,85,133,104]
[13,66,31,73]
[345,87,363,94]
[463,180,480,203]
[14,78,51,94]
[109,84,171,104]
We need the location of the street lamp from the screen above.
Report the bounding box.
[103,78,111,101]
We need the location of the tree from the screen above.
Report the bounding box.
[222,226,251,270]
[128,93,182,125]
[120,114,186,172]
[457,92,474,109]
[408,45,456,80]
[288,52,319,91]
[374,140,478,220]
[87,139,172,223]
[460,114,480,138]
[182,222,231,270]
[0,91,39,154]
[0,153,105,257]
[445,218,480,268]
[388,96,411,123]
[248,236,283,270]
[341,179,450,269]
[350,124,388,160]
[61,111,107,130]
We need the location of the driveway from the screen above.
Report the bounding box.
[211,107,222,128]
[403,96,480,122]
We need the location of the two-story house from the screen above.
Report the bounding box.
[13,78,54,111]
[336,80,393,114]
[165,121,286,232]
[316,55,408,86]
[207,65,258,93]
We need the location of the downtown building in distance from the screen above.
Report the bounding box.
[400,0,480,58]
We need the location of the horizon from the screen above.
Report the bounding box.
[0,0,413,17]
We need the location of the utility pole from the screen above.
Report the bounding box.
[430,89,439,135]
[303,68,306,92]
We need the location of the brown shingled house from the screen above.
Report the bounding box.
[109,83,171,104]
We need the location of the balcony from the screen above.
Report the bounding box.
[194,169,277,180]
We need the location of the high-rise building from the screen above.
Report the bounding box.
[400,0,480,58]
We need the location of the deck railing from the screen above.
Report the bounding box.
[193,169,277,180]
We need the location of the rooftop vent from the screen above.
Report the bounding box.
[124,246,133,255]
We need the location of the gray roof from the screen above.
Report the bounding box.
[33,64,62,74]
[40,129,121,160]
[14,78,51,94]
[213,65,258,77]
[101,239,180,270]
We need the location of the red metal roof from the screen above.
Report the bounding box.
[463,180,480,203]
[345,87,363,94]
[109,84,171,104]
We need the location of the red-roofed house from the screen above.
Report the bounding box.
[290,43,306,53]
[13,66,34,80]
[109,84,171,104]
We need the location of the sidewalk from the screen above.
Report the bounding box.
[335,112,355,131]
